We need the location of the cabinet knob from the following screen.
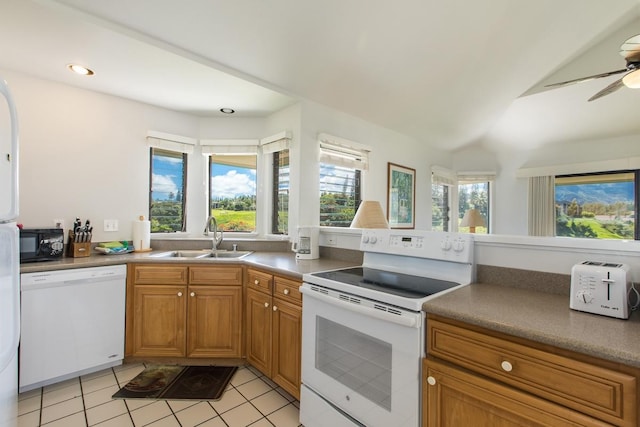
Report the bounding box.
[190,292,195,297]
[177,292,183,297]
[284,289,290,295]
[254,279,260,285]
[264,302,269,308]
[273,305,278,311]
[501,361,513,372]
[426,376,436,386]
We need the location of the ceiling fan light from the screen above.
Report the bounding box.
[622,69,640,88]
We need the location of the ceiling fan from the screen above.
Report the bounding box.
[545,34,640,101]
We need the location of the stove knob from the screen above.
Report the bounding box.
[440,239,452,251]
[576,290,594,304]
[362,235,370,244]
[453,239,465,252]
[370,236,377,244]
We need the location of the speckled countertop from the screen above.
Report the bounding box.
[19,250,360,278]
[423,283,640,368]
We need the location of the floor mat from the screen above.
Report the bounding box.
[112,365,237,400]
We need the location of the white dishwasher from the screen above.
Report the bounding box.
[19,264,126,392]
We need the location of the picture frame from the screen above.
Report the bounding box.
[387,162,416,229]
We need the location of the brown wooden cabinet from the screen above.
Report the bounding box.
[127,264,243,359]
[423,315,639,427]
[245,267,302,399]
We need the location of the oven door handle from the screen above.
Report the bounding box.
[300,286,420,328]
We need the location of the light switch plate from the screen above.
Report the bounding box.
[104,219,119,232]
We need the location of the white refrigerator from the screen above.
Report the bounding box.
[0,77,20,427]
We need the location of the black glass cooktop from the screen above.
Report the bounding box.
[310,267,459,299]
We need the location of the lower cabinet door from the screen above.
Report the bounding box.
[132,285,187,357]
[246,287,272,376]
[271,298,302,400]
[187,285,242,358]
[423,358,611,427]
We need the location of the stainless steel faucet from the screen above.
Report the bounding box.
[204,215,223,251]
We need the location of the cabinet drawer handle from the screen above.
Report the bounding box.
[284,289,290,295]
[273,305,278,311]
[254,279,260,285]
[426,376,436,386]
[501,361,513,372]
[177,292,183,297]
[264,302,269,308]
[190,292,195,297]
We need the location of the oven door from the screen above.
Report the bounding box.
[300,283,424,427]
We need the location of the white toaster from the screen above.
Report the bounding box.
[570,261,631,319]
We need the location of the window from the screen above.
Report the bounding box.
[318,133,369,227]
[209,154,257,232]
[149,148,187,232]
[432,183,450,231]
[319,164,361,227]
[272,150,289,234]
[555,171,636,239]
[458,181,490,234]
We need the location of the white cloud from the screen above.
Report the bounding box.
[211,170,256,199]
[152,173,178,197]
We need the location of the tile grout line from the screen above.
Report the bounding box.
[78,375,89,427]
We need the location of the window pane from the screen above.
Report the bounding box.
[209,154,257,232]
[320,163,361,227]
[458,182,488,234]
[432,183,450,231]
[555,172,635,239]
[272,150,289,234]
[150,148,186,232]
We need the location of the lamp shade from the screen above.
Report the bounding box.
[350,201,389,229]
[460,208,486,233]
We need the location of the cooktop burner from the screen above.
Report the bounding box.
[310,267,460,299]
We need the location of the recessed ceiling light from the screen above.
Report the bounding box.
[220,108,235,114]
[67,64,94,76]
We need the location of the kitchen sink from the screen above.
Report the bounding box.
[149,250,253,259]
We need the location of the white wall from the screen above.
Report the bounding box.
[4,69,199,242]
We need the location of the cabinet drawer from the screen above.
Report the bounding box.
[427,317,637,427]
[190,266,242,286]
[133,265,188,285]
[247,268,273,293]
[274,276,302,305]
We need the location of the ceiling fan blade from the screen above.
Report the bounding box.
[545,68,627,88]
[588,76,626,101]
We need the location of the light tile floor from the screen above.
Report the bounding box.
[18,363,302,427]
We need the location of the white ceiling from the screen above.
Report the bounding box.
[2,0,640,152]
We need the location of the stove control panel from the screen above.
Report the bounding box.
[360,229,473,263]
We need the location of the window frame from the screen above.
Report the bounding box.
[207,153,259,234]
[148,147,188,233]
[272,149,290,235]
[554,170,637,240]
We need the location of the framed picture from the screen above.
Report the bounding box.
[387,162,416,229]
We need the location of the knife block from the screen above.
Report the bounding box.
[67,231,92,258]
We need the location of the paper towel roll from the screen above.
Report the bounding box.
[132,215,151,251]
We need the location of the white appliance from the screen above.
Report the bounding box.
[570,261,632,319]
[300,229,474,427]
[19,265,126,392]
[292,225,319,260]
[0,77,20,427]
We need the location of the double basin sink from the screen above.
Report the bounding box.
[149,249,253,260]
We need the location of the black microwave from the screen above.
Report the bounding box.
[19,228,65,263]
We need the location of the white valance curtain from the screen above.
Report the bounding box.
[199,139,259,155]
[528,175,555,236]
[318,133,371,170]
[146,131,197,154]
[431,166,456,186]
[260,131,291,154]
[457,171,496,184]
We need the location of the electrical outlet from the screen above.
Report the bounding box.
[104,219,119,232]
[53,219,64,229]
[327,236,338,246]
